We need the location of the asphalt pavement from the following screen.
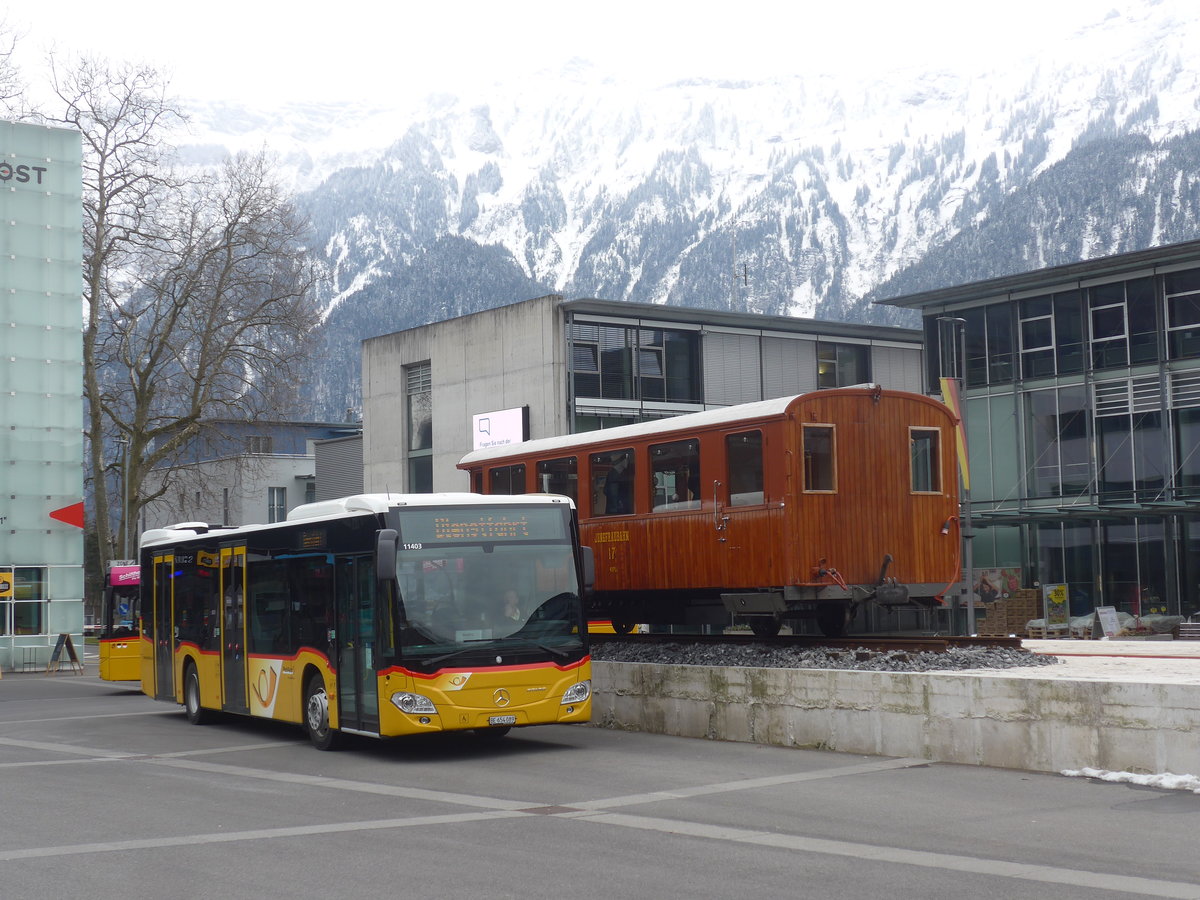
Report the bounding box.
[2,669,1199,899]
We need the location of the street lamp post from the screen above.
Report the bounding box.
[116,437,131,560]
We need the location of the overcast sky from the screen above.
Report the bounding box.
[9,1,1132,106]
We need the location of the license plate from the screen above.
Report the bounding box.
[488,715,517,726]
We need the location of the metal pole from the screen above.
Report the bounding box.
[117,437,130,560]
[959,321,975,636]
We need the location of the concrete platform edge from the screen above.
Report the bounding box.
[591,661,1200,775]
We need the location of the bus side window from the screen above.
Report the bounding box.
[726,430,764,506]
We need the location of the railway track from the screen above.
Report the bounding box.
[590,632,1024,654]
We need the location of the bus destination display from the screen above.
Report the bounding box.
[399,507,565,545]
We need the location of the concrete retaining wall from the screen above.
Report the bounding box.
[592,662,1200,775]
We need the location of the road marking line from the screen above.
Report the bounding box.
[572,812,1200,899]
[567,757,930,810]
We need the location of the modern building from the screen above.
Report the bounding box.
[141,420,362,530]
[361,294,924,493]
[882,238,1200,623]
[0,120,84,672]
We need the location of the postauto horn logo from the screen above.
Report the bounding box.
[0,161,49,185]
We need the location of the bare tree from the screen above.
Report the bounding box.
[44,56,320,570]
[105,152,321,530]
[0,16,26,114]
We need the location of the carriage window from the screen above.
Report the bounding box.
[591,449,634,516]
[650,439,700,511]
[910,428,941,493]
[488,464,526,494]
[537,457,578,502]
[726,430,763,506]
[803,425,835,492]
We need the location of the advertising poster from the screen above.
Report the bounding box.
[1043,583,1069,626]
[972,567,1021,603]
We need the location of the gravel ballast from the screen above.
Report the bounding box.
[591,641,1063,673]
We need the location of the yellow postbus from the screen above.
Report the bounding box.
[138,493,594,749]
[98,562,142,681]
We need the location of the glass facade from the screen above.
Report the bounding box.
[927,260,1200,623]
[0,121,85,670]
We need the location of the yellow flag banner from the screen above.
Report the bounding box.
[939,377,970,491]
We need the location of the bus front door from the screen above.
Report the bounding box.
[220,545,249,715]
[335,555,379,734]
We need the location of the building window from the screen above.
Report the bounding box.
[726,430,764,506]
[406,361,432,492]
[1089,277,1157,369]
[1094,378,1165,501]
[488,464,527,495]
[570,324,701,403]
[802,425,835,492]
[1024,387,1090,498]
[1175,407,1200,495]
[960,304,1015,388]
[1166,268,1200,359]
[591,449,634,516]
[268,487,287,523]
[816,342,869,388]
[1019,296,1055,378]
[247,435,273,454]
[537,457,578,502]
[2,567,47,636]
[910,428,941,493]
[1018,291,1084,379]
[222,488,230,525]
[650,439,700,511]
[305,481,316,504]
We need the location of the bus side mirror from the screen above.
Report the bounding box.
[376,529,399,582]
[580,546,595,592]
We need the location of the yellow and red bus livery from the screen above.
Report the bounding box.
[138,493,594,749]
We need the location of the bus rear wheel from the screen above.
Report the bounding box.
[304,674,341,751]
[184,665,212,726]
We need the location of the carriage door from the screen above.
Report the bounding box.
[220,545,249,715]
[718,430,769,584]
[335,555,379,733]
[147,554,176,700]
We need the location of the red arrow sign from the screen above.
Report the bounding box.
[49,501,85,529]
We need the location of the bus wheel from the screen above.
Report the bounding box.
[184,665,212,726]
[611,620,635,635]
[304,674,341,751]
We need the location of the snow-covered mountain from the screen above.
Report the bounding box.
[175,0,1200,417]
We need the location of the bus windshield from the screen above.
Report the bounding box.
[389,506,585,664]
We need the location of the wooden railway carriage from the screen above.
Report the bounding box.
[459,386,960,636]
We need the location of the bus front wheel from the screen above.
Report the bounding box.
[304,674,341,751]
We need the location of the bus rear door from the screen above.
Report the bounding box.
[220,545,249,715]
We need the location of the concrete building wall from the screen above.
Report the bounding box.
[364,295,568,493]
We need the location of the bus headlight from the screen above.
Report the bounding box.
[390,691,438,714]
[561,680,591,704]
